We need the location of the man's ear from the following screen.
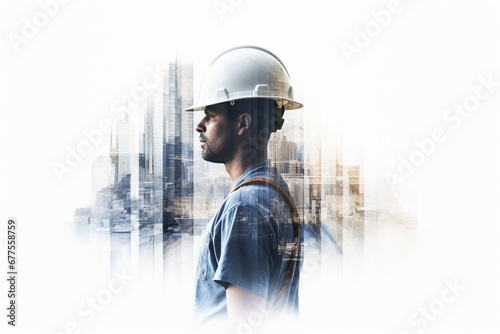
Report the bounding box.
[237,113,252,136]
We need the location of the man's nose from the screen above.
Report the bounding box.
[195,120,205,133]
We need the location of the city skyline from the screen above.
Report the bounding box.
[73,58,417,285]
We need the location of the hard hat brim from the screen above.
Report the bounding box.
[185,97,304,112]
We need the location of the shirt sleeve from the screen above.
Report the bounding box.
[212,203,276,299]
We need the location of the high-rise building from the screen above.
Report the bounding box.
[91,155,115,199]
[269,131,299,179]
[289,178,305,214]
[116,110,132,182]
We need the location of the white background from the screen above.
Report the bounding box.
[1,0,500,333]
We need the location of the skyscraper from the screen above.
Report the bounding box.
[269,131,298,176]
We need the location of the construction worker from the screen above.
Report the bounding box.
[186,46,303,331]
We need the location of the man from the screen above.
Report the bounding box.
[186,46,303,330]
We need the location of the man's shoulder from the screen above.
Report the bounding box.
[209,199,270,237]
[216,193,262,220]
[212,186,282,225]
[219,183,290,224]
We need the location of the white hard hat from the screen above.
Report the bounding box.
[186,46,303,111]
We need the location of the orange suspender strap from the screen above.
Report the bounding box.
[231,177,302,311]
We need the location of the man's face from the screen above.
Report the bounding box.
[195,103,237,163]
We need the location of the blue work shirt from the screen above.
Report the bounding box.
[194,160,302,326]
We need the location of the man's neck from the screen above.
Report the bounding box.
[224,152,268,183]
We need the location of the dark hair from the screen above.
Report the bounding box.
[224,98,285,139]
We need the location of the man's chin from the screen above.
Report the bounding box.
[201,151,214,162]
[201,151,224,164]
